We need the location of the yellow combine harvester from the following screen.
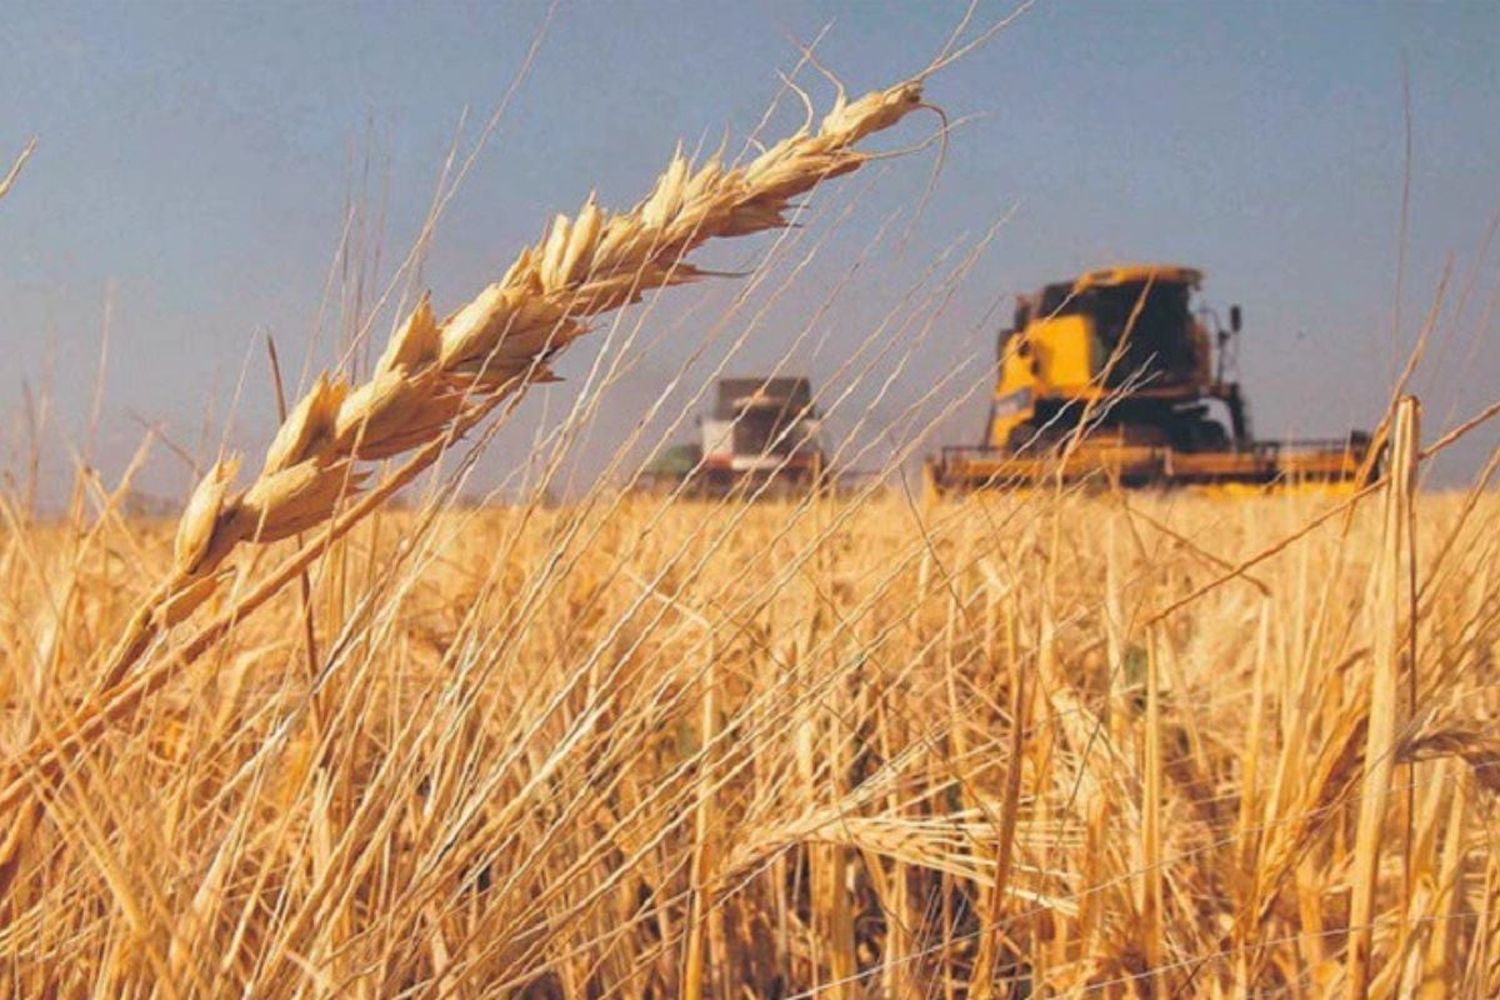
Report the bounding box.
[926,264,1373,493]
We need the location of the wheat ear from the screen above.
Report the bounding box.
[98,79,926,685]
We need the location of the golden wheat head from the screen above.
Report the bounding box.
[147,79,924,635]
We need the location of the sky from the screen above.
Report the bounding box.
[2,1,1497,503]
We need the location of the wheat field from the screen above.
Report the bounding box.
[3,43,1500,1000]
[2,478,1498,996]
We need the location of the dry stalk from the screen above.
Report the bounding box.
[1138,627,1165,994]
[0,137,36,201]
[969,628,1029,998]
[1347,395,1419,998]
[680,646,717,1000]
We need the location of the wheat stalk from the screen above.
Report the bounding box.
[1348,395,1419,998]
[97,78,926,686]
[0,137,36,202]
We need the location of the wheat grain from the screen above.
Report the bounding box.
[98,79,926,683]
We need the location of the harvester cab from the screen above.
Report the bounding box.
[928,264,1372,492]
[988,265,1246,452]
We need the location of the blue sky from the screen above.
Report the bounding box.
[2,2,1497,498]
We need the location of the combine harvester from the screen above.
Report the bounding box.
[642,377,825,497]
[925,264,1374,494]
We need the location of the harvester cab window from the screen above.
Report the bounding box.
[997,326,1015,359]
[1078,282,1196,387]
[1038,282,1072,317]
[998,298,1034,359]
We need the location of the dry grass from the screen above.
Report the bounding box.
[2,481,1498,996]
